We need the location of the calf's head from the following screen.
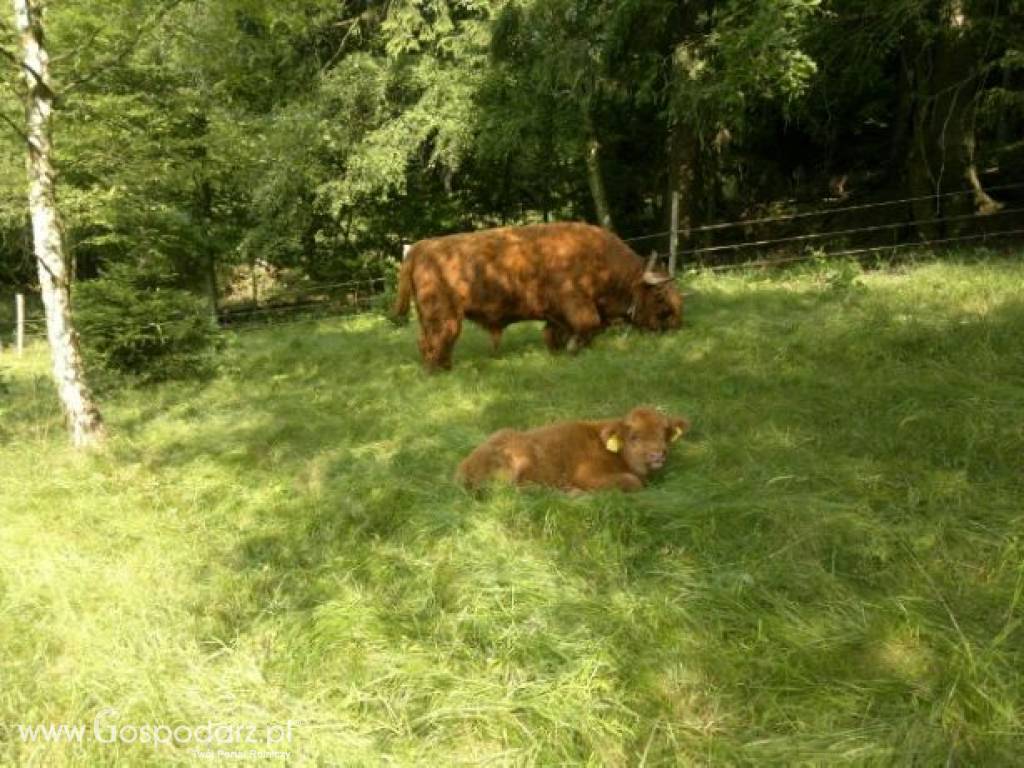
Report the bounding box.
[631,264,683,332]
[600,407,690,478]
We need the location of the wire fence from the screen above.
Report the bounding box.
[674,206,1024,261]
[4,181,1023,343]
[1,276,394,343]
[620,181,1024,243]
[703,226,1024,272]
[624,181,1024,275]
[217,275,391,329]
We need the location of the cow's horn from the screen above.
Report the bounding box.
[645,251,658,272]
[642,271,673,286]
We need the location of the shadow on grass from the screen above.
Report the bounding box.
[118,274,1024,762]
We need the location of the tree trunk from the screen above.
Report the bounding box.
[664,1,703,259]
[13,0,104,447]
[194,177,219,319]
[995,65,1013,149]
[964,135,1002,215]
[667,119,701,261]
[905,1,980,239]
[583,108,614,230]
[203,250,219,319]
[889,48,915,186]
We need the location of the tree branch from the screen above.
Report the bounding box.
[0,43,49,92]
[0,109,30,144]
[61,0,186,95]
[51,26,102,64]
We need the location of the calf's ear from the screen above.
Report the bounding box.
[599,422,626,453]
[666,417,690,443]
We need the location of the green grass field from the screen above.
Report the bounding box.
[1,257,1023,766]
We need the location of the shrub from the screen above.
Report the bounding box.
[74,260,222,385]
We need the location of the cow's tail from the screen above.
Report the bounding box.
[392,243,414,324]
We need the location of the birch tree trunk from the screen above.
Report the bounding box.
[13,0,105,447]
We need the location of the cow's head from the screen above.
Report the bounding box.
[631,256,683,331]
[600,407,690,478]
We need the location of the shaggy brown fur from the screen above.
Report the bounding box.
[393,222,683,370]
[456,407,690,492]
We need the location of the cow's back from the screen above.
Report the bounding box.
[408,223,640,321]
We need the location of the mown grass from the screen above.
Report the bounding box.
[1,255,1022,766]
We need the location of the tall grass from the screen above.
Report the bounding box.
[1,256,1022,765]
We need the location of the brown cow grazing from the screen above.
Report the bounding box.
[455,407,690,493]
[393,222,683,370]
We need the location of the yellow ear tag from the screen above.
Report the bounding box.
[605,435,622,453]
[671,426,684,443]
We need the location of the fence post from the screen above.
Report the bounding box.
[16,293,25,356]
[249,257,259,308]
[668,191,680,276]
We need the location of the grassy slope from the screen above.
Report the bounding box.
[1,258,1022,766]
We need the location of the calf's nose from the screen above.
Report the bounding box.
[647,451,666,465]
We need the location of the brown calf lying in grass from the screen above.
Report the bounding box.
[456,407,690,492]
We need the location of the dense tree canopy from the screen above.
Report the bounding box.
[0,0,1021,294]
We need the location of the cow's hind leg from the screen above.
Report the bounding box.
[544,321,570,352]
[455,430,526,489]
[437,315,463,369]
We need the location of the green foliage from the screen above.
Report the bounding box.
[668,0,820,136]
[0,0,1021,293]
[2,258,1023,763]
[321,1,492,208]
[74,259,222,385]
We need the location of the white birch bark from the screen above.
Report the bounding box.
[13,0,105,446]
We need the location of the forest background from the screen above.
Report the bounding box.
[0,0,1021,310]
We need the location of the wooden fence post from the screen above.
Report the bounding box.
[668,191,680,276]
[16,293,25,355]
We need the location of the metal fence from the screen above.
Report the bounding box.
[622,180,1024,272]
[4,181,1023,345]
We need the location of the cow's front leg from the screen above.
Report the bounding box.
[488,326,503,355]
[571,469,644,492]
[563,302,602,351]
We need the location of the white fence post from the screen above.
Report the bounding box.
[668,191,680,276]
[16,293,25,356]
